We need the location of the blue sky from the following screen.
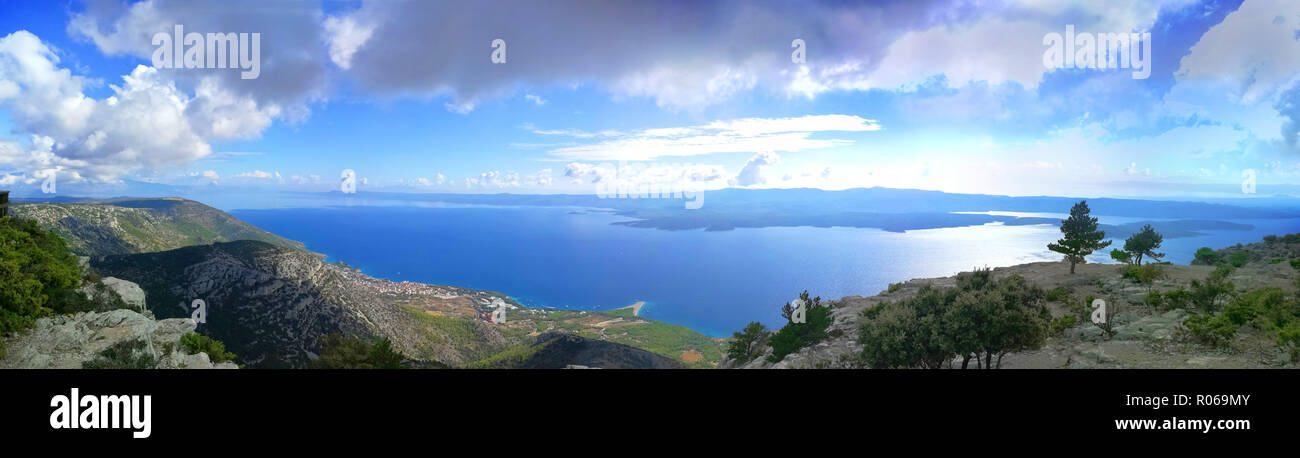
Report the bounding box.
[1,0,1298,198]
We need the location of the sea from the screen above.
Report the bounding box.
[227,200,1300,337]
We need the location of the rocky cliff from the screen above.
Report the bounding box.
[1,274,237,370]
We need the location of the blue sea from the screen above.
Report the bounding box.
[229,202,1300,337]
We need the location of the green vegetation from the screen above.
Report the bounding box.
[1228,251,1250,268]
[1045,286,1072,303]
[11,200,303,256]
[1047,201,1111,274]
[180,332,236,363]
[1049,315,1078,336]
[1109,249,1132,265]
[858,269,1051,369]
[1292,259,1300,270]
[726,321,770,364]
[1,217,84,357]
[83,339,156,369]
[311,333,408,369]
[1121,224,1164,265]
[1122,263,1165,292]
[767,291,832,363]
[887,282,904,293]
[1184,288,1299,351]
[467,341,552,369]
[1194,247,1221,265]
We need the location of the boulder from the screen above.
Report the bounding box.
[101,277,147,311]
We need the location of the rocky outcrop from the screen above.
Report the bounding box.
[0,308,236,369]
[734,257,1300,369]
[100,277,147,311]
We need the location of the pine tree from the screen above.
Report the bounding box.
[1047,200,1111,274]
[1123,224,1164,265]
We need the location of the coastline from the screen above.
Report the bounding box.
[619,301,645,316]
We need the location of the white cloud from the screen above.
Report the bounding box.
[546,114,880,161]
[235,170,273,179]
[1175,0,1300,104]
[0,30,285,181]
[324,14,376,70]
[733,151,780,186]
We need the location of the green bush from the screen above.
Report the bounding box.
[726,321,770,364]
[0,217,81,337]
[1291,259,1300,270]
[768,292,831,363]
[1109,249,1132,264]
[83,339,156,369]
[1122,264,1164,287]
[1193,247,1221,265]
[312,333,408,369]
[887,282,904,293]
[1187,268,1235,312]
[1184,288,1295,348]
[180,332,236,363]
[1045,286,1071,303]
[859,269,1050,369]
[1050,315,1077,336]
[1228,251,1250,268]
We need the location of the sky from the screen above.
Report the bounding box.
[0,0,1298,199]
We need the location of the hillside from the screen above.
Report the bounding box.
[468,332,685,369]
[727,233,1300,369]
[10,198,302,256]
[90,240,723,368]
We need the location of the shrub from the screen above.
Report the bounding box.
[312,334,408,369]
[1050,315,1078,336]
[1184,288,1295,348]
[1045,286,1071,303]
[1264,235,1278,244]
[1143,291,1164,308]
[887,282,904,293]
[83,339,156,369]
[1194,247,1221,265]
[1160,287,1193,311]
[1109,249,1132,265]
[1291,259,1300,270]
[768,292,832,363]
[0,217,81,337]
[1122,264,1164,287]
[180,332,236,363]
[859,269,1050,369]
[1228,251,1250,268]
[1188,268,1235,312]
[726,321,770,364]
